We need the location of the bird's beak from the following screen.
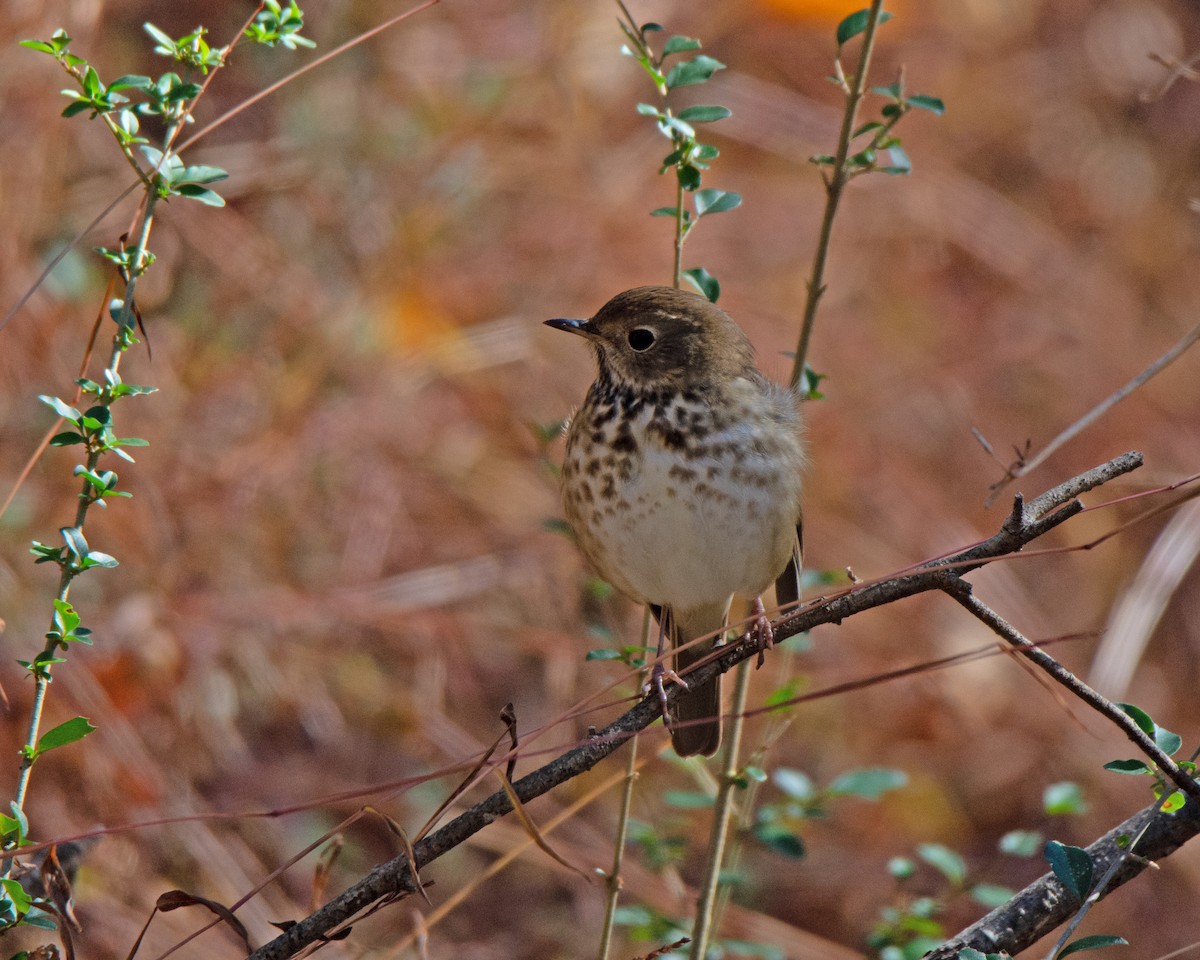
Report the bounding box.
[545,317,600,339]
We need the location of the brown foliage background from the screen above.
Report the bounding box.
[2,0,1200,957]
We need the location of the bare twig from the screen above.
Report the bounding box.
[940,579,1200,805]
[688,660,752,960]
[984,319,1200,506]
[245,451,1153,960]
[1142,50,1200,102]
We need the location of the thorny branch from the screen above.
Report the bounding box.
[249,450,1183,960]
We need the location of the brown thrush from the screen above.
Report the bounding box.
[547,286,805,756]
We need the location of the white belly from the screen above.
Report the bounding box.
[566,395,802,612]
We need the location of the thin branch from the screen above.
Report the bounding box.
[688,661,752,960]
[984,319,1200,506]
[597,607,651,960]
[245,451,1151,960]
[176,0,442,155]
[790,0,886,390]
[940,579,1200,805]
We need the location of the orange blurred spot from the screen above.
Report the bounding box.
[387,288,462,356]
[757,0,909,25]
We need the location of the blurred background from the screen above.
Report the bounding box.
[2,0,1200,956]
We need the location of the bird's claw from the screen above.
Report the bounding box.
[746,596,774,668]
[646,661,688,719]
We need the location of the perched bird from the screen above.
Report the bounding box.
[547,286,805,756]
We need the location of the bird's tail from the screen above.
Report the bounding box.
[664,602,729,757]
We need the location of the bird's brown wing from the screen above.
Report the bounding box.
[774,514,803,613]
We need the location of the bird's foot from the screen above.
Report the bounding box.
[746,596,774,668]
[646,660,689,720]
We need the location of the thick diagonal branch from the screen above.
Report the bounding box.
[246,451,1145,960]
[926,797,1200,960]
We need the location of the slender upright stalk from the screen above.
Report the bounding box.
[10,190,159,824]
[672,178,686,289]
[596,609,651,960]
[790,0,886,390]
[688,659,752,959]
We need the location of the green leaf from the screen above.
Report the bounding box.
[676,104,731,123]
[110,383,158,397]
[84,551,119,568]
[175,164,229,185]
[36,716,96,754]
[694,188,741,217]
[1155,726,1182,756]
[1044,840,1093,900]
[836,9,894,48]
[677,165,701,191]
[665,55,726,90]
[1103,759,1151,775]
[663,35,702,55]
[1044,781,1087,815]
[49,431,86,446]
[1117,702,1156,736]
[656,114,696,139]
[176,184,226,207]
[649,206,679,218]
[958,950,989,960]
[852,120,885,138]
[39,394,82,422]
[683,267,720,303]
[1058,935,1128,959]
[635,102,660,117]
[53,599,80,634]
[0,877,33,917]
[144,22,178,51]
[60,526,89,560]
[585,648,623,661]
[998,829,1043,857]
[60,99,94,120]
[970,884,1014,908]
[663,790,713,809]
[753,823,805,859]
[917,843,966,886]
[773,767,814,800]
[9,804,29,842]
[888,856,915,879]
[1160,790,1186,814]
[828,767,908,800]
[878,146,912,175]
[906,94,945,115]
[20,39,57,54]
[108,74,152,92]
[24,907,60,929]
[798,364,826,401]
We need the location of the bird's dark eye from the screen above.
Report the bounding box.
[627,328,656,351]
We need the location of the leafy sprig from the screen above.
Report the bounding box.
[617,3,739,298]
[6,8,313,942]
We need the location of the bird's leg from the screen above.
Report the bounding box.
[645,608,687,720]
[746,596,774,668]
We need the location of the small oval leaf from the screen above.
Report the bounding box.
[1058,935,1128,959]
[1044,840,1093,901]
